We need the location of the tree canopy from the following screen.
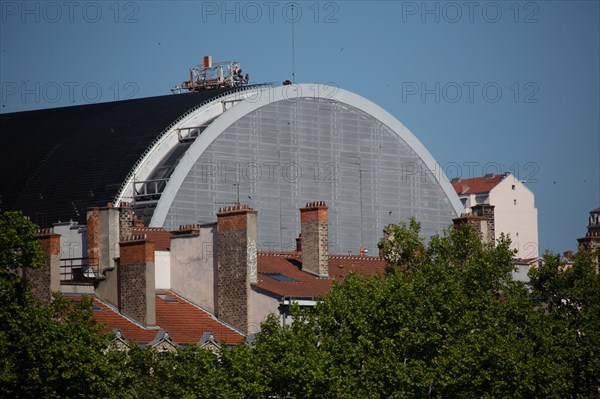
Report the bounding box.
[0,210,43,271]
[245,220,600,398]
[1,210,598,398]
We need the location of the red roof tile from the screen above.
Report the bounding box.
[89,298,158,343]
[255,252,385,298]
[590,207,600,214]
[85,292,244,345]
[155,291,245,345]
[132,227,171,251]
[452,174,506,195]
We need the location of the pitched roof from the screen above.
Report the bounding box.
[155,290,244,345]
[255,252,385,298]
[0,88,242,226]
[85,291,244,345]
[590,207,600,214]
[132,227,171,251]
[452,174,507,195]
[88,298,158,344]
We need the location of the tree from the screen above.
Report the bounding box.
[0,210,124,398]
[247,220,600,398]
[0,210,43,271]
[529,250,600,397]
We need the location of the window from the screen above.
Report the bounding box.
[514,199,517,205]
[92,303,104,312]
[512,185,515,190]
[263,273,298,282]
[475,195,488,205]
[157,294,178,302]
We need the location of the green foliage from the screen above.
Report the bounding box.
[379,219,427,271]
[0,210,122,398]
[1,211,598,397]
[528,250,600,397]
[0,279,124,398]
[246,220,600,398]
[0,210,43,270]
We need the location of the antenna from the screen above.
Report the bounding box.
[291,3,296,83]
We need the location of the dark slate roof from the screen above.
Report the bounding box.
[0,89,235,226]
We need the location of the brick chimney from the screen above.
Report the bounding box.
[216,204,257,334]
[453,213,492,244]
[86,204,120,271]
[24,229,61,304]
[118,235,156,326]
[118,202,134,241]
[471,204,495,244]
[87,207,100,268]
[300,201,329,277]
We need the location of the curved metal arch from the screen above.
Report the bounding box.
[114,84,273,205]
[150,84,462,226]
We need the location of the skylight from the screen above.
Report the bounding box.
[157,294,178,302]
[92,303,104,312]
[263,273,298,282]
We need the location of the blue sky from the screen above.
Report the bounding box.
[1,0,598,254]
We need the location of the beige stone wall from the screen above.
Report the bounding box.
[170,224,217,313]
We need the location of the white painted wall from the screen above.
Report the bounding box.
[250,289,281,334]
[155,251,171,289]
[512,265,531,282]
[458,174,538,258]
[53,221,85,259]
[488,175,538,258]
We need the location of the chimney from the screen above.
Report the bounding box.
[24,229,61,304]
[170,223,217,314]
[118,235,156,326]
[471,204,495,244]
[452,213,491,244]
[119,202,134,241]
[299,201,329,277]
[86,207,100,268]
[563,250,574,261]
[172,224,201,236]
[216,204,257,334]
[86,205,120,271]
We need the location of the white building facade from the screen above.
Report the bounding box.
[453,173,538,258]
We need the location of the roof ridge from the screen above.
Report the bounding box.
[257,251,300,257]
[328,254,382,260]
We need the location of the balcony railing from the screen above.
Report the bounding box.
[60,258,99,284]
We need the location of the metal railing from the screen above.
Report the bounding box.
[60,258,99,283]
[133,178,170,201]
[113,84,274,205]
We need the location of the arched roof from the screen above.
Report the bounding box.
[152,84,463,226]
[0,88,237,225]
[1,84,462,232]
